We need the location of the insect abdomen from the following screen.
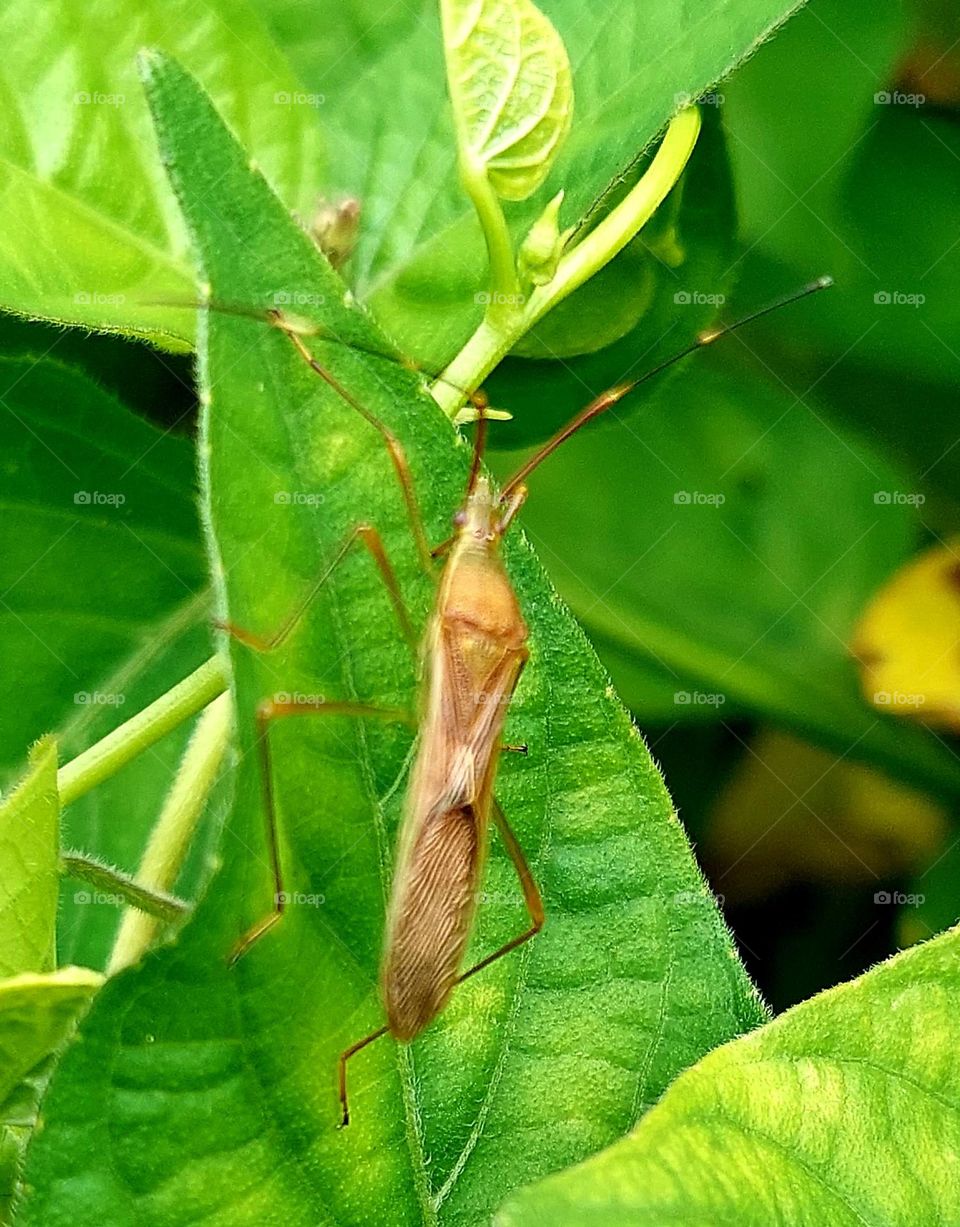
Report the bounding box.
[381,806,481,1042]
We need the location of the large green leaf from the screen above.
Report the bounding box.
[0,0,806,364]
[0,352,213,967]
[0,738,58,977]
[16,56,765,1226]
[0,0,323,346]
[488,350,960,800]
[497,922,960,1225]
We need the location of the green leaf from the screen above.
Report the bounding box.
[441,0,573,201]
[488,353,960,800]
[0,352,213,968]
[16,55,764,1226]
[497,923,960,1225]
[0,739,58,977]
[0,0,324,346]
[264,0,809,368]
[0,967,102,1224]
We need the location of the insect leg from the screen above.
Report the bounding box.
[268,310,434,577]
[229,696,413,965]
[457,799,544,987]
[337,1023,389,1128]
[218,522,419,657]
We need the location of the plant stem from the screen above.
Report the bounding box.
[461,156,520,311]
[57,655,230,807]
[432,107,702,419]
[107,691,233,973]
[61,853,190,923]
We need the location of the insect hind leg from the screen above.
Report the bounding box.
[337,1023,389,1128]
[457,798,544,987]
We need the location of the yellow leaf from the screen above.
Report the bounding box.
[852,538,960,731]
[705,729,947,903]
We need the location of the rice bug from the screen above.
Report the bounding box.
[215,274,833,1126]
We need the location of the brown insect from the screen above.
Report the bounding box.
[217,276,832,1126]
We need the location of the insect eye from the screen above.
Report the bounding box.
[453,509,467,527]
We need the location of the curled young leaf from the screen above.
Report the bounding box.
[441,0,573,201]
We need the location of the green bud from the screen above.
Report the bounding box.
[518,190,572,287]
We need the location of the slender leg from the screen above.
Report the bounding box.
[457,799,544,987]
[229,696,413,965]
[337,1024,389,1128]
[218,522,419,657]
[268,310,434,577]
[335,800,543,1128]
[502,743,529,756]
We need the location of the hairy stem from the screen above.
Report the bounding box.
[62,853,191,923]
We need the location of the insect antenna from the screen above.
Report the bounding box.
[499,275,834,501]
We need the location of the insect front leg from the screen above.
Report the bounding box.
[218,521,420,658]
[230,696,414,964]
[269,310,435,578]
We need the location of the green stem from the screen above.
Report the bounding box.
[433,107,702,419]
[461,156,520,312]
[57,655,230,807]
[61,853,190,923]
[107,691,233,973]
